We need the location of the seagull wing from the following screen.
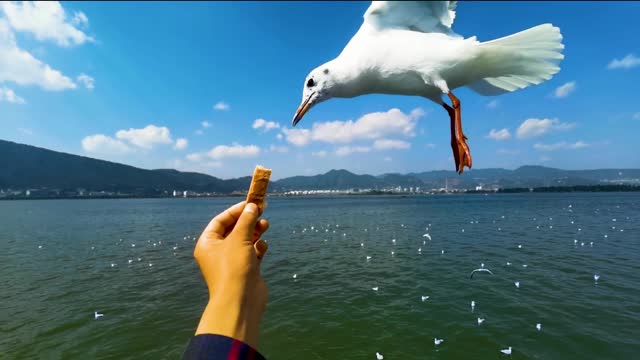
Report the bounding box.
[362,1,457,34]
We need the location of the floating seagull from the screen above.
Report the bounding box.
[148,263,153,267]
[418,247,422,253]
[480,263,485,268]
[462,229,465,233]
[361,242,365,247]
[470,268,494,279]
[91,246,94,250]
[471,300,475,312]
[506,262,512,266]
[110,263,117,268]
[422,295,429,302]
[372,286,379,291]
[604,234,608,238]
[131,244,135,247]
[293,1,564,173]
[518,244,522,249]
[94,311,104,320]
[536,323,542,331]
[376,352,384,360]
[423,233,432,240]
[173,246,178,250]
[522,264,528,268]
[392,239,396,245]
[514,281,520,288]
[477,317,485,326]
[574,239,578,245]
[441,249,445,255]
[423,241,426,245]
[137,258,142,262]
[367,256,372,261]
[594,274,599,283]
[500,347,512,355]
[581,242,585,246]
[590,242,594,247]
[391,251,395,256]
[38,245,42,249]
[434,338,444,346]
[128,259,133,264]
[293,273,297,279]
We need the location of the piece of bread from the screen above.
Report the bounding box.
[246,165,272,214]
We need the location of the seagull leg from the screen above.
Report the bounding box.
[445,92,472,174]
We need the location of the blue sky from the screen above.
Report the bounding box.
[1,1,639,180]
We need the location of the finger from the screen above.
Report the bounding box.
[254,239,268,260]
[253,219,270,243]
[205,201,246,238]
[232,202,260,241]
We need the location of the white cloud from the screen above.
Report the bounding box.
[607,54,640,70]
[372,139,411,150]
[207,143,260,159]
[0,19,76,91]
[533,141,590,151]
[540,156,552,162]
[283,108,424,146]
[0,86,25,104]
[486,128,511,141]
[253,118,281,132]
[276,133,283,140]
[335,146,371,157]
[0,1,93,47]
[633,112,640,121]
[201,121,211,128]
[486,100,499,109]
[425,143,436,149]
[312,150,327,158]
[553,81,576,98]
[383,156,392,162]
[76,73,94,90]
[516,118,575,139]
[82,134,131,155]
[496,148,520,155]
[186,153,203,162]
[282,128,311,146]
[213,101,229,111]
[174,138,188,150]
[268,144,288,153]
[71,11,88,27]
[116,125,173,149]
[17,127,33,135]
[195,129,204,136]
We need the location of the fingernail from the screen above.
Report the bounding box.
[256,240,268,252]
[245,202,257,214]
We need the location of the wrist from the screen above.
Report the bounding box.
[196,292,260,349]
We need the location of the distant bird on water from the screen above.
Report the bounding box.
[293,1,564,173]
[470,268,494,279]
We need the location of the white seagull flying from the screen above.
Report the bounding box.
[293,1,564,173]
[470,268,494,279]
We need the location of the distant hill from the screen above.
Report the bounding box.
[1,139,639,196]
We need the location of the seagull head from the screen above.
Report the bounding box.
[293,63,339,126]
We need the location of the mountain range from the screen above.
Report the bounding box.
[2,139,639,195]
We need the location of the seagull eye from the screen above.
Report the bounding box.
[307,78,315,87]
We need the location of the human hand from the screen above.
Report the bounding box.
[193,201,270,349]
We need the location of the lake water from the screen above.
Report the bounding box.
[2,193,639,359]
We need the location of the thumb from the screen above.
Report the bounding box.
[232,202,260,240]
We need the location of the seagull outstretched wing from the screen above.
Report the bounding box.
[470,268,494,279]
[363,1,457,34]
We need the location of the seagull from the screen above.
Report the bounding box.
[522,264,528,268]
[392,239,396,245]
[418,247,422,253]
[506,262,511,266]
[477,317,485,326]
[500,347,512,355]
[94,311,104,320]
[292,1,564,174]
[434,338,444,346]
[471,300,475,311]
[518,244,522,249]
[110,263,117,268]
[293,273,298,279]
[128,259,133,264]
[423,233,432,240]
[421,295,430,302]
[536,323,542,331]
[391,251,395,256]
[590,242,594,247]
[441,249,445,255]
[514,281,520,288]
[372,286,379,291]
[361,242,365,247]
[38,245,42,249]
[367,256,372,261]
[594,274,600,283]
[376,352,384,360]
[470,268,494,279]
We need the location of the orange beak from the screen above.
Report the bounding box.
[292,93,314,127]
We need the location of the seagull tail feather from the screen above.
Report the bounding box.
[467,24,564,96]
